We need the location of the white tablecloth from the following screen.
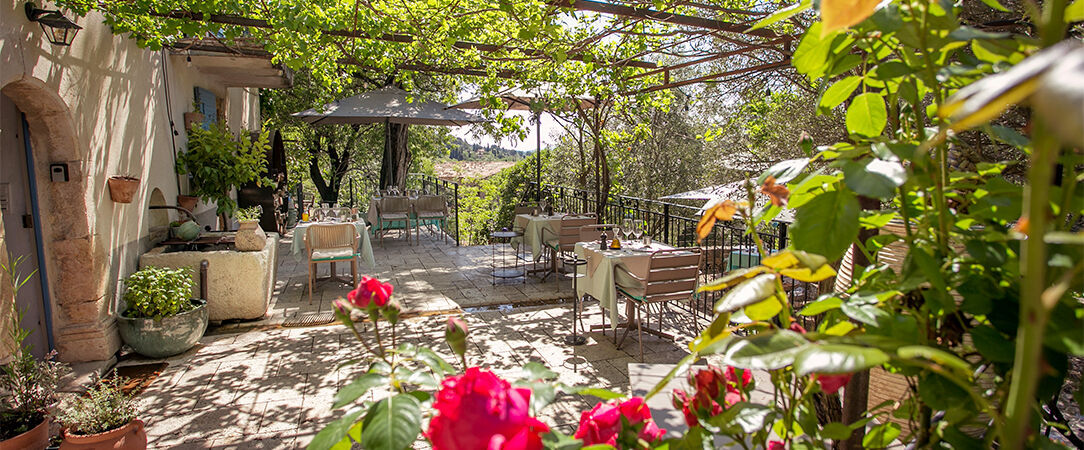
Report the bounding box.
[291,220,376,269]
[512,214,565,261]
[574,241,674,328]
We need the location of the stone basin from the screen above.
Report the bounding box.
[140,233,279,322]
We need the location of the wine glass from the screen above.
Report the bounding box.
[622,218,633,242]
[632,219,645,242]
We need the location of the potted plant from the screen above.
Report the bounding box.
[233,205,266,251]
[106,176,140,203]
[116,266,207,358]
[176,195,198,213]
[57,375,145,450]
[168,220,199,242]
[176,122,270,230]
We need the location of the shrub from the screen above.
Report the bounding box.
[122,266,194,319]
[234,205,263,222]
[58,375,137,435]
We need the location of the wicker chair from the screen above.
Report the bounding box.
[376,196,412,245]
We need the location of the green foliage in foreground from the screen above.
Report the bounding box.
[122,266,195,320]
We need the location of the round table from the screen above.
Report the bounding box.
[490,230,525,285]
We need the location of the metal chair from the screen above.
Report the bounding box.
[614,248,703,360]
[579,224,621,243]
[541,214,597,289]
[376,196,411,245]
[412,195,448,244]
[304,223,360,304]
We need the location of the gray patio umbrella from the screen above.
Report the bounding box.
[449,89,596,202]
[293,86,486,188]
[658,181,746,200]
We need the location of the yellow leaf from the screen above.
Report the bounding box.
[824,321,857,336]
[941,78,1039,131]
[781,264,838,282]
[762,251,799,270]
[699,266,768,292]
[820,0,881,36]
[697,198,737,240]
[745,294,785,321]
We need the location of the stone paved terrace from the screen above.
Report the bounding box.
[121,228,702,449]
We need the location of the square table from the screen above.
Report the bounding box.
[574,241,675,329]
[511,213,568,261]
[291,219,376,269]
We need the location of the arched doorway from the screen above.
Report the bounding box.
[0,77,119,362]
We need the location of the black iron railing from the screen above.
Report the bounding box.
[525,182,821,322]
[407,173,460,246]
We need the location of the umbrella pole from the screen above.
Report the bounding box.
[535,112,541,202]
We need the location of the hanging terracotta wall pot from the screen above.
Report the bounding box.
[183,111,204,131]
[107,176,140,204]
[177,195,198,212]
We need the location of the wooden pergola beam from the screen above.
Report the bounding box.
[626,38,787,80]
[550,0,779,38]
[337,59,519,79]
[628,59,790,94]
[150,10,657,69]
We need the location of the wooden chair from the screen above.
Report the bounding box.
[614,247,702,360]
[376,196,411,245]
[305,223,360,304]
[412,195,448,244]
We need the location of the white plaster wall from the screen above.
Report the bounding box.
[0,2,262,361]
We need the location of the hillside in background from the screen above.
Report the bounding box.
[448,137,529,161]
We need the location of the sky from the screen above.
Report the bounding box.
[449,109,564,152]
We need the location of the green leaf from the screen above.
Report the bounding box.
[333,373,389,409]
[758,158,811,184]
[520,361,558,381]
[360,394,423,450]
[842,158,907,199]
[646,352,700,399]
[821,422,853,440]
[863,422,902,448]
[792,344,889,375]
[970,325,1014,363]
[918,372,971,410]
[896,346,973,378]
[307,407,365,450]
[845,93,888,137]
[819,76,862,111]
[699,266,768,292]
[840,293,889,326]
[721,330,809,370]
[709,402,776,434]
[744,294,784,321]
[948,26,1010,41]
[749,0,812,30]
[979,0,1010,11]
[715,274,778,314]
[801,296,843,315]
[573,387,624,401]
[791,188,861,261]
[1068,0,1084,22]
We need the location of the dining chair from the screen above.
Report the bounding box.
[304,223,360,304]
[376,196,412,245]
[542,213,597,288]
[412,195,448,244]
[613,247,703,360]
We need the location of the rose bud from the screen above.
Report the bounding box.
[382,299,402,325]
[445,316,468,358]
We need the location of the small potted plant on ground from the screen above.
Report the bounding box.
[1,257,68,450]
[233,205,266,251]
[57,375,146,450]
[116,266,207,358]
[107,176,140,203]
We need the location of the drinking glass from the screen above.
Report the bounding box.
[632,219,645,241]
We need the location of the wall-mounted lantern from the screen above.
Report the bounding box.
[25,2,82,47]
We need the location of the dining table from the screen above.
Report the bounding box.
[291,219,376,269]
[512,213,595,261]
[574,240,675,329]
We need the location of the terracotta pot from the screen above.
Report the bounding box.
[60,419,147,450]
[183,111,204,131]
[0,415,50,450]
[177,195,198,213]
[107,176,140,203]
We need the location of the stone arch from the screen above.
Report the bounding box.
[1,76,118,362]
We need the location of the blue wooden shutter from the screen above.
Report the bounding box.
[193,87,217,129]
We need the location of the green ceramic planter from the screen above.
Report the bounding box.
[117,299,208,358]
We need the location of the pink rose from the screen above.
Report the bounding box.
[768,440,786,450]
[815,373,851,395]
[426,368,549,450]
[347,276,393,308]
[445,316,468,357]
[574,397,665,446]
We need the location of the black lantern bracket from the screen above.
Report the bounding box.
[25,2,82,47]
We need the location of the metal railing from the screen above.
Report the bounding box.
[525,182,821,322]
[407,173,460,246]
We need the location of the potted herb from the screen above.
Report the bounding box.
[1,257,68,450]
[233,206,266,251]
[116,266,207,358]
[57,375,145,450]
[176,122,270,229]
[106,176,140,204]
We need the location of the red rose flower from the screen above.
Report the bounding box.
[574,397,665,446]
[768,440,786,450]
[347,276,393,308]
[427,368,549,450]
[815,373,851,395]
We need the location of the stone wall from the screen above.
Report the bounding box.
[0,4,261,362]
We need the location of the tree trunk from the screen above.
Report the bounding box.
[380,122,410,190]
[309,135,349,205]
